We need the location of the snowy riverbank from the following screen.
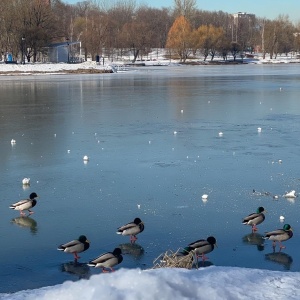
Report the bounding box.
[1,267,300,300]
[1,54,299,76]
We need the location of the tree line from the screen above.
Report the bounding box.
[0,0,299,63]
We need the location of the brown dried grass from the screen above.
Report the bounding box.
[151,248,195,269]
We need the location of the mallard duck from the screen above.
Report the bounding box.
[87,248,123,272]
[263,224,293,250]
[117,217,144,243]
[57,235,90,260]
[182,236,217,261]
[242,207,265,232]
[9,192,38,216]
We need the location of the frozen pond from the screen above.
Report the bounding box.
[1,64,300,292]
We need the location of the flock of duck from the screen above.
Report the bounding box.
[9,192,293,272]
[242,206,293,250]
[9,192,144,272]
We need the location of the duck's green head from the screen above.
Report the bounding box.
[78,235,89,243]
[257,207,265,213]
[283,224,292,231]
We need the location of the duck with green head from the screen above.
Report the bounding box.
[181,236,217,262]
[117,217,144,244]
[57,235,90,260]
[87,248,123,272]
[242,207,266,232]
[9,192,39,216]
[263,224,293,250]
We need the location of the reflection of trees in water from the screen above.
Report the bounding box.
[61,261,91,279]
[119,243,145,260]
[242,233,265,251]
[11,216,38,235]
[265,252,293,270]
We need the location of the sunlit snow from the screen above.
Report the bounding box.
[1,267,300,300]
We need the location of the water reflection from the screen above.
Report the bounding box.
[61,261,91,279]
[11,216,38,234]
[194,260,214,269]
[119,243,145,260]
[22,185,30,191]
[265,252,293,270]
[285,197,296,204]
[242,233,265,251]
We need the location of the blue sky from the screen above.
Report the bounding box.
[64,0,300,23]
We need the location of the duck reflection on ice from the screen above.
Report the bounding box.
[242,233,265,251]
[61,261,91,279]
[11,216,38,234]
[119,243,144,260]
[265,252,293,270]
[194,259,214,269]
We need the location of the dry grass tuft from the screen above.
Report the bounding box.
[152,249,195,269]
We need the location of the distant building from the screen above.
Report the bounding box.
[232,12,255,25]
[231,12,256,43]
[48,41,82,63]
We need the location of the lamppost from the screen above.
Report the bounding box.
[21,37,25,64]
[66,38,70,63]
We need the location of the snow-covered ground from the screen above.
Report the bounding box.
[1,267,300,299]
[0,53,299,75]
[0,60,112,75]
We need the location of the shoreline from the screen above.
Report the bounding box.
[0,58,300,76]
[0,68,114,75]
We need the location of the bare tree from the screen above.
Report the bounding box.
[230,42,241,61]
[173,0,197,21]
[104,0,136,58]
[0,0,20,59]
[16,0,58,62]
[273,15,294,57]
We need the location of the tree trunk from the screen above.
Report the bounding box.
[132,48,139,63]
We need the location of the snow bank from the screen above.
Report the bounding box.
[1,267,300,300]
